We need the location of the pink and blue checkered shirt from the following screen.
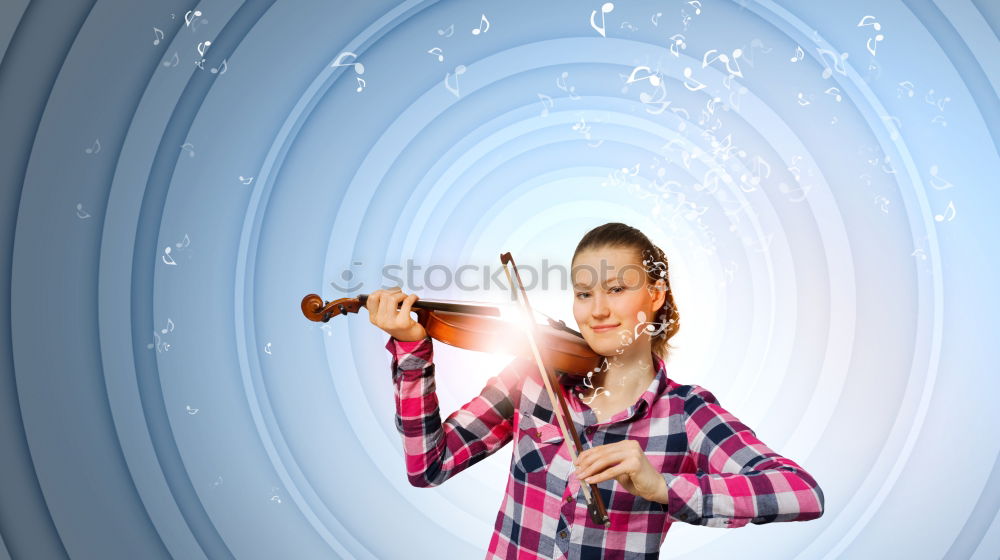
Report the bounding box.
[387,336,824,559]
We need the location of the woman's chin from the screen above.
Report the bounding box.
[585,339,619,357]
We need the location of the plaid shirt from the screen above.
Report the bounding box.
[387,336,824,559]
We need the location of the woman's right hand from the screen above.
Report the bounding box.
[366,287,427,342]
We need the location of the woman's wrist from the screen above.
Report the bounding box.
[390,324,428,342]
[649,475,670,504]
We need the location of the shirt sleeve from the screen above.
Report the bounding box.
[386,335,522,487]
[660,385,825,528]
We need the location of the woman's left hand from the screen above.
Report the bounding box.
[573,439,668,504]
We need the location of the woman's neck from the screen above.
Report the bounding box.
[593,348,657,399]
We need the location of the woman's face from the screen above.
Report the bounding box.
[571,246,666,358]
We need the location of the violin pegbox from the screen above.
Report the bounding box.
[300,294,363,322]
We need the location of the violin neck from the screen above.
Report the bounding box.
[357,294,501,317]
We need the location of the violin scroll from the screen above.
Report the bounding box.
[301,294,363,322]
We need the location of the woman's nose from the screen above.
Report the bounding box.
[590,293,610,317]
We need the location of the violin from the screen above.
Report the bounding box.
[299,294,603,377]
[300,252,612,526]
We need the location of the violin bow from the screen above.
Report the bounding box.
[500,252,611,526]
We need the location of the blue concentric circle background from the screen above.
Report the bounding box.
[2,0,998,558]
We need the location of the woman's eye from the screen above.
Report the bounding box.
[575,292,590,299]
[609,286,624,294]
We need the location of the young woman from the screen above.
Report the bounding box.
[366,222,824,559]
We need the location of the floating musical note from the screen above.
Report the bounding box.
[180,142,195,157]
[184,10,202,27]
[556,72,580,99]
[152,319,173,352]
[668,34,686,57]
[651,12,662,26]
[626,65,661,86]
[739,155,771,189]
[866,60,881,80]
[816,48,849,79]
[269,487,282,504]
[163,51,179,67]
[857,15,884,56]
[437,24,454,37]
[790,45,804,62]
[186,405,199,415]
[934,201,955,222]
[239,175,254,185]
[639,81,669,114]
[471,13,490,35]
[210,59,227,74]
[702,48,743,77]
[928,165,954,190]
[699,95,722,125]
[824,86,842,102]
[264,342,272,355]
[162,246,176,265]
[620,21,637,32]
[728,84,748,112]
[427,47,444,62]
[682,67,706,91]
[632,310,668,339]
[174,234,190,250]
[778,181,811,203]
[195,41,212,58]
[738,38,772,69]
[76,203,91,219]
[85,139,101,154]
[444,65,466,97]
[331,52,365,75]
[796,92,811,106]
[537,93,554,117]
[931,115,948,127]
[687,1,702,15]
[590,2,614,37]
[355,77,366,92]
[925,89,951,111]
[153,27,164,46]
[873,194,890,214]
[897,80,915,98]
[212,476,223,487]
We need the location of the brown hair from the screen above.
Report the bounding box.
[571,222,680,360]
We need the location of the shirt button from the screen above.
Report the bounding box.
[565,494,573,503]
[536,430,542,438]
[559,530,568,539]
[586,426,596,434]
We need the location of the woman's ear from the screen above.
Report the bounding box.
[648,279,667,310]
